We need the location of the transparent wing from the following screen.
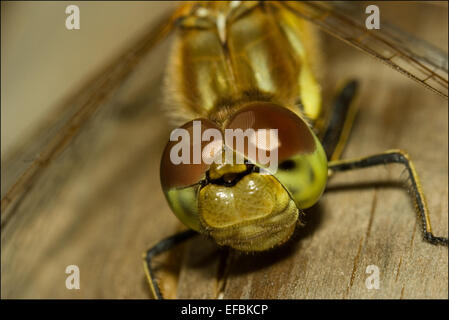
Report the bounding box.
[279,1,448,98]
[1,5,179,222]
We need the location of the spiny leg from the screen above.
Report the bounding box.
[328,149,448,246]
[321,80,359,161]
[143,229,197,299]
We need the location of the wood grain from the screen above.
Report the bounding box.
[2,2,447,299]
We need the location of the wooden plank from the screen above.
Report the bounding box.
[1,25,178,299]
[174,2,449,299]
[2,2,447,299]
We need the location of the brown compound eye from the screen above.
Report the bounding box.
[225,102,316,164]
[160,118,222,191]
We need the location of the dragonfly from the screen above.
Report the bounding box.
[1,1,448,299]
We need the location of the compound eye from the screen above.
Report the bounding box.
[160,119,222,191]
[225,102,316,165]
[226,102,327,210]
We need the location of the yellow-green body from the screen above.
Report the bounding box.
[162,1,328,251]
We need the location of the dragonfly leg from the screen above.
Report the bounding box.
[321,80,359,161]
[143,229,198,299]
[328,149,448,246]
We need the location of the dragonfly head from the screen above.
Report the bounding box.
[160,102,328,251]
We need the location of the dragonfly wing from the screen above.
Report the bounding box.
[1,5,179,222]
[278,1,448,98]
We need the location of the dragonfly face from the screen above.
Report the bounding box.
[157,2,330,251]
[160,102,328,251]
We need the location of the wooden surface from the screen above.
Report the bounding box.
[2,2,448,299]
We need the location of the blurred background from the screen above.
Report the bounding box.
[1,1,174,157]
